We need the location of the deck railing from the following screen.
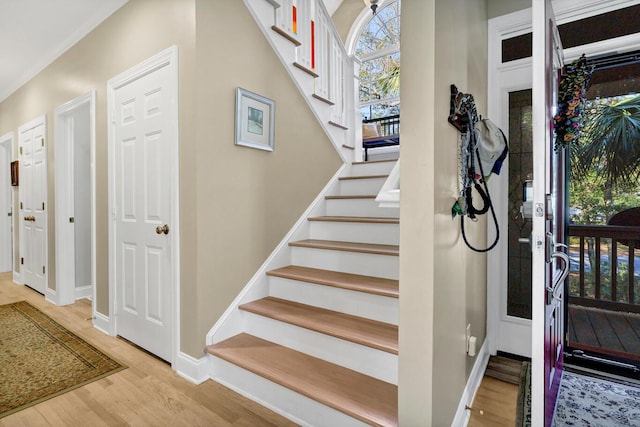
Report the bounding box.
[568,224,640,313]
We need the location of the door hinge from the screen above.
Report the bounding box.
[19,146,22,155]
[69,217,75,223]
[41,138,44,147]
[42,202,45,210]
[20,202,23,210]
[42,266,45,274]
[21,257,24,265]
[7,212,11,217]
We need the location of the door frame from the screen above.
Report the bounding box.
[486,0,640,359]
[0,133,14,275]
[54,91,96,307]
[107,46,180,365]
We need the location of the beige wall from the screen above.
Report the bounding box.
[192,0,341,355]
[0,0,341,358]
[400,0,488,424]
[488,0,530,18]
[0,0,197,317]
[332,0,365,43]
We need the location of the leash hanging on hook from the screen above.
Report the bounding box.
[448,84,508,253]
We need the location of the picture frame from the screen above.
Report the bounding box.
[10,161,18,186]
[235,87,275,152]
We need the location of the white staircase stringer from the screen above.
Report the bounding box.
[242,0,357,163]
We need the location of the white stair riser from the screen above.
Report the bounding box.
[210,356,370,427]
[243,312,398,384]
[349,161,396,176]
[290,246,399,280]
[268,276,399,325]
[309,220,399,245]
[326,198,400,218]
[338,177,386,195]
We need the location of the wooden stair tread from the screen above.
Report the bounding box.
[325,194,376,200]
[267,265,399,298]
[207,333,398,427]
[352,159,397,165]
[339,174,389,181]
[289,239,399,256]
[239,297,398,354]
[308,216,399,224]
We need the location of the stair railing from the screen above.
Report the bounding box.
[244,0,362,162]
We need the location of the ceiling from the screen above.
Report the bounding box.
[0,0,348,104]
[0,0,127,103]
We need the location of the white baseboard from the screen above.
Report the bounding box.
[75,285,92,300]
[451,337,490,427]
[93,311,112,335]
[13,270,21,285]
[175,352,209,385]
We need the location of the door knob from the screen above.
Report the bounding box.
[155,224,169,235]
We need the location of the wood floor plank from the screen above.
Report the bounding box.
[568,305,600,347]
[0,273,296,427]
[240,296,398,354]
[606,311,640,354]
[207,333,398,427]
[587,309,626,352]
[266,265,399,298]
[468,377,518,427]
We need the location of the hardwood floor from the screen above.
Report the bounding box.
[468,376,519,427]
[0,273,297,427]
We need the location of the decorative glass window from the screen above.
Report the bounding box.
[355,0,400,120]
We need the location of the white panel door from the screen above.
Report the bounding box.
[110,51,176,362]
[19,118,47,294]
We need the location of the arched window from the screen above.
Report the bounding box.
[354,0,400,120]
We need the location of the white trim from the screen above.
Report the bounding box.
[175,353,210,385]
[75,285,92,300]
[344,0,397,56]
[53,91,96,308]
[553,0,640,24]
[451,338,491,427]
[0,132,14,275]
[107,45,180,366]
[13,271,21,285]
[93,310,112,335]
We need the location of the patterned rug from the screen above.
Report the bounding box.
[0,301,126,418]
[553,371,640,426]
[516,361,532,426]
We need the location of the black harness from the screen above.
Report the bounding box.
[448,85,500,253]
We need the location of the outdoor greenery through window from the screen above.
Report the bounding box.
[569,92,640,303]
[355,0,400,120]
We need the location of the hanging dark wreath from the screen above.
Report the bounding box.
[553,54,594,151]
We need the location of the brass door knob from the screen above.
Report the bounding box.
[155,224,169,235]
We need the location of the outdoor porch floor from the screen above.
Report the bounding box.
[568,304,640,362]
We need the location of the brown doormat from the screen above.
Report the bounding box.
[0,301,126,418]
[515,361,531,427]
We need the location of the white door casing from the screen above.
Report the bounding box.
[54,92,96,306]
[108,46,179,364]
[18,116,47,295]
[0,133,14,273]
[487,0,640,360]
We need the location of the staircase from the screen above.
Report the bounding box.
[207,159,399,426]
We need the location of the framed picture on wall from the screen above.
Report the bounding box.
[235,87,275,151]
[10,161,18,186]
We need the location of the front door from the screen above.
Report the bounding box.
[18,117,47,294]
[532,0,567,425]
[108,47,178,363]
